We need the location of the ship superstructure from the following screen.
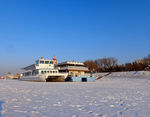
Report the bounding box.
[20,57,68,82]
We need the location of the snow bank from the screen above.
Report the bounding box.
[106,71,150,79]
[93,71,150,79]
[93,73,109,79]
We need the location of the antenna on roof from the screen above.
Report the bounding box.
[53,56,56,60]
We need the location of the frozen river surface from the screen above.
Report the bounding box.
[0,73,150,117]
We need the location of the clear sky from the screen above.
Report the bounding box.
[0,0,150,75]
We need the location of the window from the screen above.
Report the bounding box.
[45,61,49,64]
[70,72,73,76]
[36,61,39,64]
[40,61,44,64]
[82,78,87,82]
[50,61,53,64]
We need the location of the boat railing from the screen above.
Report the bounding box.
[59,66,88,71]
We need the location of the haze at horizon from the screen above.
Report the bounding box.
[0,0,150,75]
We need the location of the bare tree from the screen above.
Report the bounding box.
[95,57,117,71]
[84,60,99,72]
[125,63,134,71]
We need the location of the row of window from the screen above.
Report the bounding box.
[40,61,54,64]
[23,70,58,76]
[41,71,58,74]
[23,72,32,76]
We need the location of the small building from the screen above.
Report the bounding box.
[57,61,95,82]
[4,72,16,79]
[57,61,89,77]
[15,73,22,79]
[0,76,4,79]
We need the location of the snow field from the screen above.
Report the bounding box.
[0,71,150,117]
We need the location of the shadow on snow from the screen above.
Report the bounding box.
[0,101,4,117]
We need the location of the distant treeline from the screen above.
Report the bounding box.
[84,55,150,72]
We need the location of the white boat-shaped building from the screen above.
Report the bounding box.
[20,57,68,82]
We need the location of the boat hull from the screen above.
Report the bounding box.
[20,76,46,82]
[20,73,68,82]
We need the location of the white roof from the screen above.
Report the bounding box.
[58,61,84,66]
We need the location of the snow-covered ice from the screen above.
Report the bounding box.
[0,71,150,117]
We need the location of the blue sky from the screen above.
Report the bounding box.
[0,0,150,75]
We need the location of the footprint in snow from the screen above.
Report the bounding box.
[76,105,82,108]
[120,103,124,106]
[96,114,106,117]
[84,96,89,98]
[117,111,123,115]
[72,115,77,117]
[95,104,99,106]
[14,110,27,113]
[11,99,17,102]
[119,101,125,106]
[31,111,39,114]
[106,96,115,100]
[124,107,129,111]
[53,102,62,107]
[131,103,138,106]
[135,112,139,116]
[13,106,20,108]
[109,105,115,108]
[26,99,31,102]
[89,103,93,106]
[32,107,38,109]
[87,111,93,114]
[69,104,82,108]
[100,100,108,103]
